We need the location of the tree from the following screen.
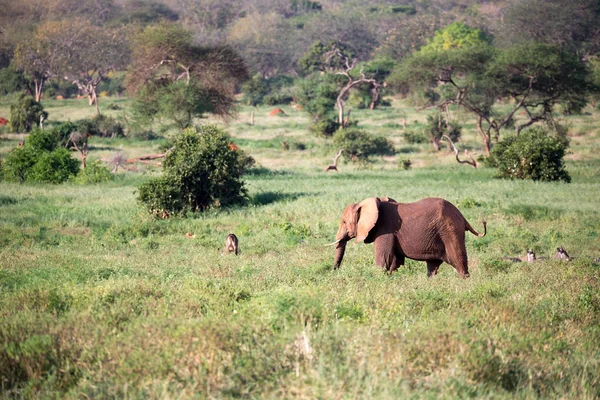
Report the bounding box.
[12,37,56,102]
[498,0,600,56]
[300,41,381,128]
[9,95,48,133]
[392,23,592,156]
[127,22,248,127]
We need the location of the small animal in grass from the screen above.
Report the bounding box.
[504,249,537,263]
[553,246,572,261]
[224,233,239,255]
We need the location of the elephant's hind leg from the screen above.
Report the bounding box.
[426,260,443,277]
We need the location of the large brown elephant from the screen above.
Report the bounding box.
[330,197,486,278]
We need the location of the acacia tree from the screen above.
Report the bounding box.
[300,41,381,128]
[127,22,248,129]
[13,19,129,110]
[12,37,56,102]
[392,23,592,156]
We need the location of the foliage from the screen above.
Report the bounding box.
[72,160,113,184]
[299,41,354,74]
[9,95,48,133]
[2,129,79,183]
[403,129,428,144]
[295,73,341,136]
[242,74,269,107]
[137,125,249,217]
[420,22,491,53]
[49,122,78,147]
[0,67,27,96]
[76,115,124,138]
[424,114,462,147]
[27,148,80,183]
[333,128,395,163]
[489,127,571,183]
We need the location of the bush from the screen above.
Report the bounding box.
[2,129,79,183]
[137,125,250,217]
[333,128,395,163]
[424,114,461,150]
[72,160,113,184]
[49,122,79,147]
[489,126,571,182]
[0,67,27,96]
[242,74,269,107]
[27,149,80,183]
[9,95,48,133]
[77,115,124,138]
[310,117,340,137]
[403,129,428,144]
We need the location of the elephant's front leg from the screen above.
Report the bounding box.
[374,234,400,273]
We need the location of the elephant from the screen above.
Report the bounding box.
[329,197,486,278]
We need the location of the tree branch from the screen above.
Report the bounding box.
[443,134,477,168]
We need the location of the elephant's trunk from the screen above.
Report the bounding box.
[333,240,347,269]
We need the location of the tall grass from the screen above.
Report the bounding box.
[1,97,599,398]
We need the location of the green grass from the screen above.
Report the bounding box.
[1,96,600,398]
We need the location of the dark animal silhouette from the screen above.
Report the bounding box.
[224,233,239,255]
[329,197,486,278]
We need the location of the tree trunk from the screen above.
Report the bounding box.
[432,137,440,151]
[337,98,345,127]
[476,116,491,157]
[34,79,43,102]
[369,85,380,110]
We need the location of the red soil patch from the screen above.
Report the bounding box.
[268,108,286,116]
[0,118,8,126]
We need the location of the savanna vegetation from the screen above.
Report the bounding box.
[1,0,600,398]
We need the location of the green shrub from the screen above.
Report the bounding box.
[26,149,79,183]
[0,67,26,96]
[424,114,461,150]
[72,160,113,184]
[242,74,269,106]
[137,125,249,217]
[333,128,395,163]
[77,115,124,138]
[49,122,79,147]
[1,129,79,183]
[263,91,294,106]
[9,95,48,133]
[403,129,428,144]
[489,126,571,182]
[309,117,340,137]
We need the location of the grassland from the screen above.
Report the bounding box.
[1,95,599,398]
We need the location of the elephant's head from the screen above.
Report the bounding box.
[332,197,382,269]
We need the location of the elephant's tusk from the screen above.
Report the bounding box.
[324,239,342,247]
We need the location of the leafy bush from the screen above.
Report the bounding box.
[9,95,48,133]
[72,160,113,184]
[309,117,340,137]
[77,115,124,138]
[137,125,250,217]
[333,128,395,163]
[263,91,294,106]
[403,129,428,144]
[27,149,80,183]
[424,114,461,150]
[0,67,26,96]
[2,129,79,183]
[489,126,571,182]
[49,122,79,147]
[242,74,269,106]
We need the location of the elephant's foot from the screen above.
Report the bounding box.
[426,260,443,278]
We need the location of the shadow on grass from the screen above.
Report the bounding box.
[250,191,310,206]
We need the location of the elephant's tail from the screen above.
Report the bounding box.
[466,220,486,237]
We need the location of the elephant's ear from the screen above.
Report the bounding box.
[356,197,380,243]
